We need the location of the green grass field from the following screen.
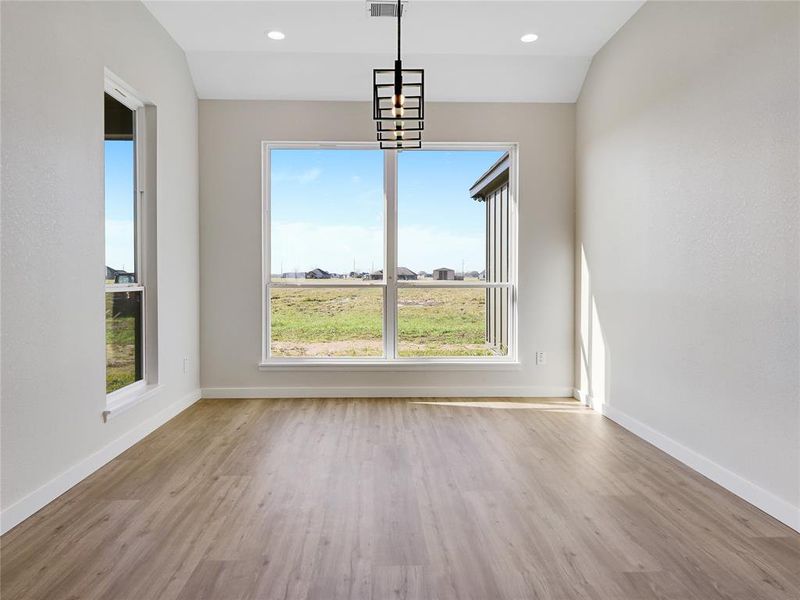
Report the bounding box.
[105,292,139,393]
[270,284,499,357]
[106,282,502,392]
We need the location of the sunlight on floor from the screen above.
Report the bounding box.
[409,400,594,413]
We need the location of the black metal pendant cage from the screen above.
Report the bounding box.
[373,66,424,149]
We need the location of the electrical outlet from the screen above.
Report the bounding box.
[535,351,546,365]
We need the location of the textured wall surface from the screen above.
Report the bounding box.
[199,101,575,394]
[576,1,799,510]
[1,1,199,514]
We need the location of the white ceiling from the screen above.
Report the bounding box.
[143,0,644,102]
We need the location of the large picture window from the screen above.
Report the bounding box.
[263,143,516,364]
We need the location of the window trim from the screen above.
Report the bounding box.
[260,141,519,368]
[103,71,158,412]
[105,70,144,112]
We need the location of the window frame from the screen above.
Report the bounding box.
[261,141,519,369]
[104,72,157,413]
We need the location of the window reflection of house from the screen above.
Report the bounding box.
[470,152,510,354]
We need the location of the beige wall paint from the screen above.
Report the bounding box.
[1,1,199,522]
[576,1,799,517]
[199,101,575,394]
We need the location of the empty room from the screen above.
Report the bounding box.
[1,1,798,599]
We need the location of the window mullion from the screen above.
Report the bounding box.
[384,149,398,360]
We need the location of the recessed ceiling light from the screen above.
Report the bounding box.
[267,31,285,40]
[520,33,539,43]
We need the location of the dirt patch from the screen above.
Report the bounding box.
[397,298,443,307]
[271,340,383,357]
[271,340,496,358]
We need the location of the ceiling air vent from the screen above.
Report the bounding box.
[367,1,407,18]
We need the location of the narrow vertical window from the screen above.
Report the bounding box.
[104,92,144,393]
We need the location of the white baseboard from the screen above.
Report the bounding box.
[0,389,201,535]
[600,403,800,533]
[202,385,574,399]
[572,387,589,405]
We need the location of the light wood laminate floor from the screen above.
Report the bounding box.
[2,398,798,600]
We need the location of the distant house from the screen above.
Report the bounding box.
[105,266,132,281]
[106,266,135,283]
[349,271,368,279]
[433,267,455,281]
[418,270,430,278]
[470,151,510,352]
[305,268,331,279]
[281,272,305,279]
[397,267,418,280]
[370,267,417,280]
[465,270,480,279]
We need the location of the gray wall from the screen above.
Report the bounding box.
[1,1,200,521]
[199,101,575,395]
[576,1,799,519]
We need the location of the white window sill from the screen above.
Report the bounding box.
[103,383,163,422]
[258,360,521,372]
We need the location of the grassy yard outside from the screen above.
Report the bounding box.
[270,287,383,357]
[270,282,500,357]
[106,281,501,389]
[105,292,139,393]
[397,287,492,356]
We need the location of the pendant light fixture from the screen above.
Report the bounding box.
[372,0,424,149]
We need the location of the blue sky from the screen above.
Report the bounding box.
[271,148,503,275]
[105,145,504,276]
[104,140,136,273]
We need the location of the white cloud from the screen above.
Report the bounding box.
[398,225,484,273]
[271,221,484,274]
[272,221,382,274]
[272,167,322,185]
